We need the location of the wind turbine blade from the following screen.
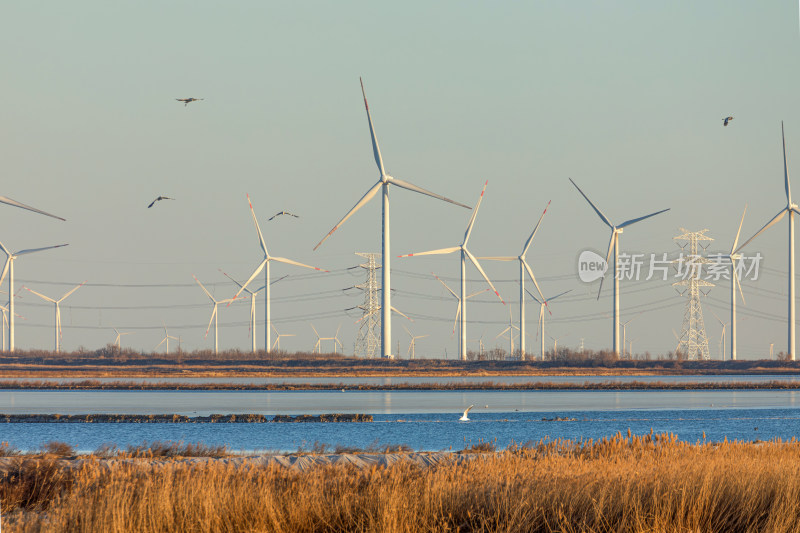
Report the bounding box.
[246,194,269,257]
[0,241,10,257]
[466,288,490,299]
[399,246,460,258]
[193,275,216,302]
[0,196,65,221]
[59,282,85,302]
[154,338,167,350]
[734,269,747,306]
[731,205,748,253]
[710,310,723,326]
[569,178,613,228]
[522,259,546,305]
[23,286,55,303]
[313,180,382,251]
[271,256,328,272]
[390,306,413,322]
[735,208,788,253]
[360,77,386,175]
[14,244,68,256]
[784,122,791,205]
[310,323,320,338]
[205,306,217,338]
[219,269,245,290]
[390,178,471,210]
[229,261,266,303]
[0,258,9,288]
[524,288,542,305]
[403,324,412,337]
[465,249,504,304]
[496,326,511,339]
[522,200,551,256]
[463,180,488,245]
[433,273,459,299]
[547,289,573,302]
[618,208,670,229]
[453,302,461,336]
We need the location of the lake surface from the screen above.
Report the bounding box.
[0,388,798,453]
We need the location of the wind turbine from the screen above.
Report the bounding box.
[710,311,728,360]
[112,328,133,349]
[735,123,798,360]
[569,178,670,356]
[628,338,638,358]
[231,194,327,353]
[313,78,470,359]
[194,275,239,354]
[526,288,572,360]
[716,206,748,361]
[221,269,287,353]
[548,333,569,357]
[24,282,84,352]
[0,241,68,351]
[311,324,341,354]
[399,181,505,360]
[479,200,550,359]
[432,272,488,353]
[403,325,428,359]
[621,317,636,359]
[154,323,180,353]
[495,307,519,358]
[271,324,295,351]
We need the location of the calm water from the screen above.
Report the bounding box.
[8,374,800,385]
[0,389,799,452]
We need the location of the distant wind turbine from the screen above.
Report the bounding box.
[313,78,470,358]
[221,269,287,353]
[734,123,798,360]
[526,288,571,360]
[569,178,669,356]
[711,311,728,360]
[479,200,550,359]
[154,323,180,353]
[112,327,133,349]
[230,194,327,353]
[399,181,505,361]
[24,282,84,353]
[403,325,428,359]
[271,324,295,351]
[193,275,238,354]
[432,272,489,353]
[721,206,748,360]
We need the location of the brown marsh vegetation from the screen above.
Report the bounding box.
[4,433,800,532]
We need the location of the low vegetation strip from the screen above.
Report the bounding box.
[3,433,800,532]
[0,413,372,424]
[3,378,800,391]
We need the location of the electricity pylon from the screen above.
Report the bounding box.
[673,228,714,360]
[353,253,381,358]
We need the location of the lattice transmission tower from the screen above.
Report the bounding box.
[353,253,381,358]
[673,228,714,360]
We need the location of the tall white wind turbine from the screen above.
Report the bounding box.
[735,123,798,360]
[112,328,133,349]
[271,324,295,351]
[403,325,428,359]
[194,275,238,354]
[721,206,748,360]
[399,181,505,360]
[0,241,68,351]
[24,282,85,353]
[569,178,669,356]
[526,288,572,360]
[154,323,179,353]
[313,78,470,358]
[231,195,327,353]
[479,201,550,359]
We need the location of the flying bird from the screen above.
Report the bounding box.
[268,211,300,221]
[459,405,474,422]
[148,196,175,208]
[723,116,734,127]
[176,98,204,106]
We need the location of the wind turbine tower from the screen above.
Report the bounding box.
[673,228,714,360]
[353,253,381,358]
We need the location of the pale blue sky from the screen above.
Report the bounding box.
[0,1,798,358]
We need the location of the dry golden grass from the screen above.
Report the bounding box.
[4,433,800,532]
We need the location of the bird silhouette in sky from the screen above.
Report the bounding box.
[723,116,734,126]
[176,98,203,107]
[268,211,300,221]
[148,196,175,208]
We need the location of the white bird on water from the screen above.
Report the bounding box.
[460,405,474,422]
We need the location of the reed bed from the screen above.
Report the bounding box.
[3,433,800,532]
[3,379,800,391]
